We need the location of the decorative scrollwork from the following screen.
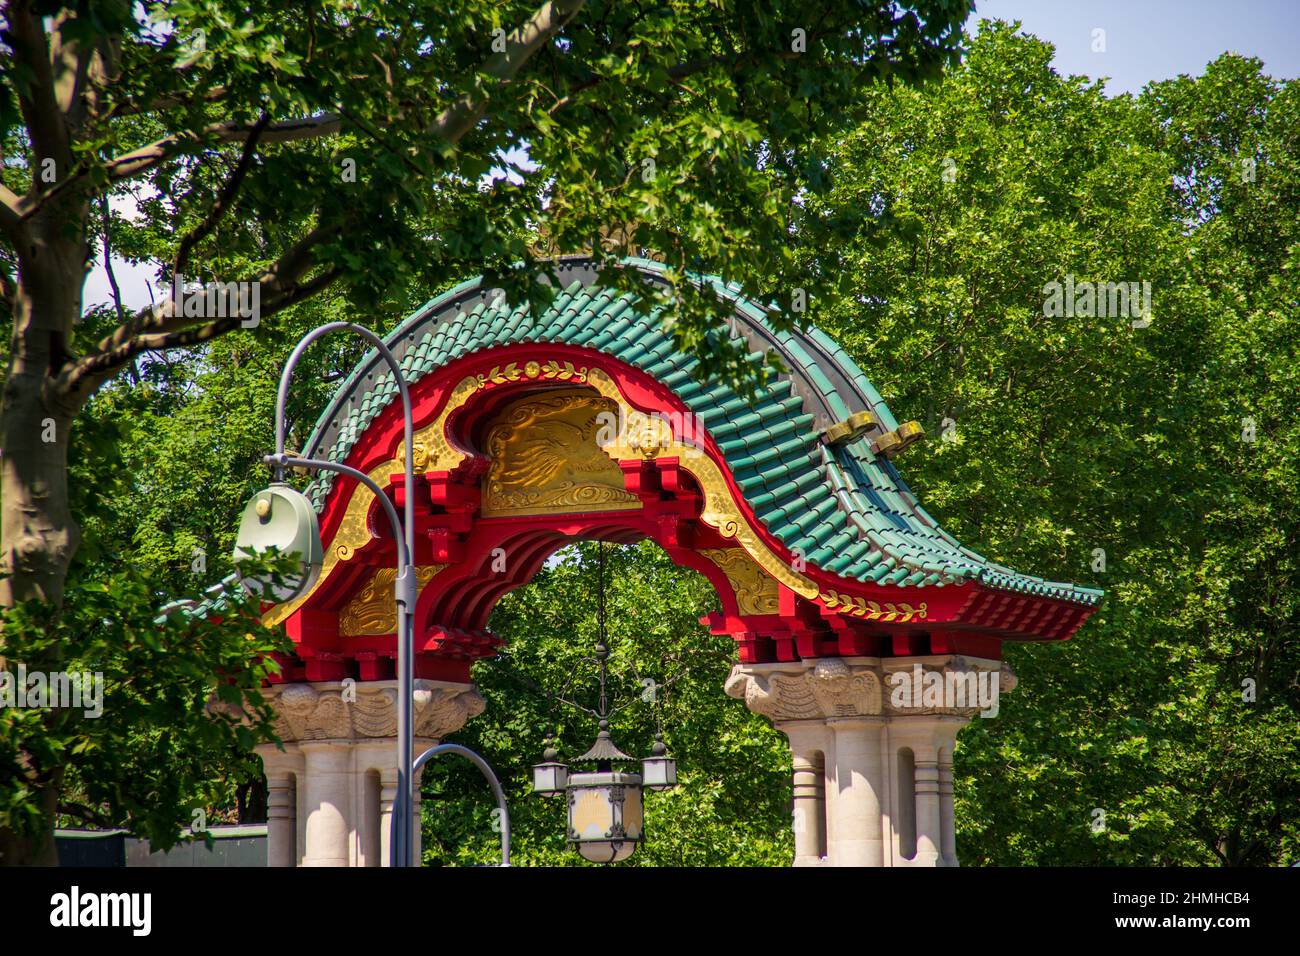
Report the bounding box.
[700,548,780,615]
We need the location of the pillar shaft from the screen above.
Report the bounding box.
[266,776,296,868]
[913,747,942,866]
[827,717,886,867]
[939,755,958,866]
[300,742,352,866]
[779,720,829,866]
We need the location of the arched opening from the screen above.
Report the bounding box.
[419,539,795,866]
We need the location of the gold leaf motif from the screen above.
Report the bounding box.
[700,548,780,615]
[339,565,447,635]
[481,389,639,516]
[476,363,523,387]
[819,589,927,623]
[540,359,588,382]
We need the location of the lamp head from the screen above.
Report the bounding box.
[232,483,324,603]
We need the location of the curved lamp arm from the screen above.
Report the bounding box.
[411,743,511,867]
[264,454,410,569]
[268,321,419,868]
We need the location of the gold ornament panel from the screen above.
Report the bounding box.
[339,565,447,635]
[481,389,640,516]
[700,548,780,615]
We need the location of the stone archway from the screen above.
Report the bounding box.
[231,256,1102,867]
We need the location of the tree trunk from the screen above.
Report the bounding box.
[0,206,88,865]
[1,210,85,607]
[0,768,61,866]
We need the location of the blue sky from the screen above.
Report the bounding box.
[84,2,1300,313]
[970,0,1300,95]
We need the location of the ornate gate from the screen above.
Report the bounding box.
[232,257,1101,866]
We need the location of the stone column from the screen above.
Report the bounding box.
[378,766,398,867]
[888,718,945,866]
[300,741,352,866]
[254,748,303,868]
[727,658,883,867]
[727,655,1014,868]
[826,716,887,866]
[881,658,1015,868]
[251,678,485,867]
[939,745,957,866]
[778,719,829,866]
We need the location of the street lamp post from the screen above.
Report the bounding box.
[238,321,419,867]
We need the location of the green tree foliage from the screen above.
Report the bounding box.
[0,554,292,863]
[802,22,1299,865]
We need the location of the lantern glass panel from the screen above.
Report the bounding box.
[567,771,642,863]
[531,761,568,795]
[641,754,677,790]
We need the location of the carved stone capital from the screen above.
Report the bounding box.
[880,656,1009,717]
[728,655,1012,722]
[726,659,882,721]
[262,679,485,743]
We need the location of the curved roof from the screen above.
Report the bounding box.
[293,257,1101,608]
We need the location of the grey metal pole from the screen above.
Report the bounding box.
[412,743,511,866]
[270,322,417,867]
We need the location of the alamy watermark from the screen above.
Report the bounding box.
[1043,274,1151,328]
[172,273,261,328]
[888,664,1001,717]
[595,407,706,454]
[0,665,104,718]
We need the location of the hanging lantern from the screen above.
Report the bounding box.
[641,733,678,791]
[531,740,569,796]
[529,543,677,863]
[565,721,643,863]
[567,769,644,863]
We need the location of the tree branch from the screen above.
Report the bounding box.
[173,113,270,279]
[0,184,25,241]
[20,114,344,221]
[7,1,74,171]
[430,0,586,146]
[50,0,588,403]
[57,801,116,830]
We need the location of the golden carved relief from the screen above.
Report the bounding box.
[338,565,447,635]
[700,548,780,615]
[481,389,640,516]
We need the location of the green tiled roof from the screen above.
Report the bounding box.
[298,257,1101,607]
